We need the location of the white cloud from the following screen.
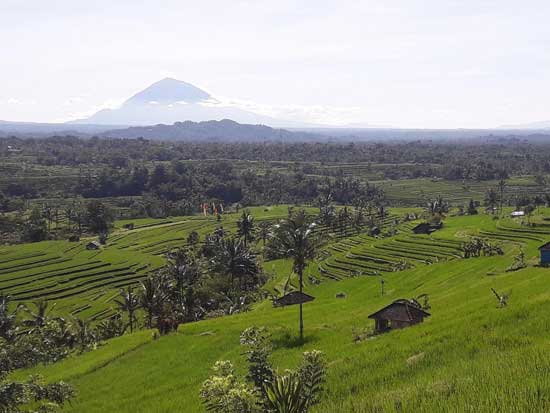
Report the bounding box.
[2,0,550,127]
[64,96,85,105]
[0,98,37,106]
[57,97,125,123]
[211,95,370,126]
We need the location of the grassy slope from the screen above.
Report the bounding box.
[18,213,550,412]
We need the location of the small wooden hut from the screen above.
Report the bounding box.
[368,299,430,333]
[412,222,442,235]
[86,241,101,250]
[538,242,550,266]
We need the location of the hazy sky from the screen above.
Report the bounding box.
[1,0,549,128]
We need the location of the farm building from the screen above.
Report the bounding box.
[369,226,381,236]
[510,211,525,218]
[538,242,550,266]
[368,299,430,334]
[86,241,101,250]
[412,222,442,235]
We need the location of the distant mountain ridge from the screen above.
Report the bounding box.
[101,119,321,142]
[124,78,211,105]
[69,78,292,127]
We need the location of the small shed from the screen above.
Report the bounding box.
[412,222,442,235]
[86,241,101,250]
[511,211,525,218]
[539,242,550,266]
[368,299,430,333]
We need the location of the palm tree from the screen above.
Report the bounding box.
[258,221,271,246]
[97,313,126,340]
[139,276,166,328]
[54,317,76,348]
[21,299,55,332]
[498,179,506,215]
[114,286,140,333]
[237,210,255,247]
[271,210,318,341]
[211,238,259,292]
[485,188,498,214]
[169,254,203,322]
[352,208,365,234]
[0,292,20,342]
[72,317,96,352]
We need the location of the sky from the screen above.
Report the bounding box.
[0,0,549,128]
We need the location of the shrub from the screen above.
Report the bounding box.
[201,327,327,413]
[239,326,273,392]
[200,361,260,413]
[298,350,327,409]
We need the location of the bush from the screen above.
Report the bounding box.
[200,361,260,413]
[201,327,327,413]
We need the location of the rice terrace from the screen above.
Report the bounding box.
[3,2,550,412]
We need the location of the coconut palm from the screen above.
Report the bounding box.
[0,292,20,342]
[21,299,56,332]
[484,188,498,214]
[237,210,255,247]
[97,313,126,340]
[72,317,97,352]
[114,286,140,333]
[498,179,506,215]
[211,238,259,291]
[139,275,167,328]
[258,221,271,246]
[270,210,318,341]
[173,262,203,322]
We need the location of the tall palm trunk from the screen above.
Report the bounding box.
[129,310,134,333]
[299,268,304,341]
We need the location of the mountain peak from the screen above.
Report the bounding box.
[69,78,292,127]
[124,78,211,105]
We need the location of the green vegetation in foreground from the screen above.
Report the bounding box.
[17,212,550,412]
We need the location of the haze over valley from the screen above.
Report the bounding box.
[2,2,550,413]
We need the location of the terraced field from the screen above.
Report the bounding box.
[0,239,164,321]
[0,206,311,320]
[376,176,548,206]
[3,205,550,324]
[317,223,464,281]
[19,211,550,413]
[316,210,550,283]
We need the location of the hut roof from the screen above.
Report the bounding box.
[274,291,315,307]
[368,299,430,322]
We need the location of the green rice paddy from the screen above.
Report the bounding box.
[9,208,550,412]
